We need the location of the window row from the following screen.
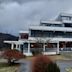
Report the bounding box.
[31,30,72,38]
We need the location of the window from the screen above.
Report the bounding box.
[61,16,72,21]
[20,33,28,39]
[64,23,72,27]
[23,43,28,48]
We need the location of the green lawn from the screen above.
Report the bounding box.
[61,52,72,59]
[0,62,19,72]
[0,54,72,72]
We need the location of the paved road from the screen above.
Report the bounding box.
[56,60,72,72]
[18,60,72,72]
[17,59,31,72]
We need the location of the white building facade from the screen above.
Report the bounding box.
[4,13,72,56]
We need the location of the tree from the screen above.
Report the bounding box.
[31,37,52,56]
[31,38,44,56]
[2,49,26,65]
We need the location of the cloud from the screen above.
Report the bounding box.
[0,0,72,35]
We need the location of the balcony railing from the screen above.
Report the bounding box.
[45,48,57,52]
[59,48,72,51]
[30,48,57,52]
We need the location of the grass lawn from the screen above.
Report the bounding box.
[26,54,71,61]
[0,54,72,72]
[0,62,19,72]
[61,52,72,59]
[0,58,19,72]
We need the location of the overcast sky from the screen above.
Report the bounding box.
[0,0,72,35]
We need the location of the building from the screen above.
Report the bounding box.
[4,13,72,56]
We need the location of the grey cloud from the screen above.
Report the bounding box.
[0,0,48,4]
[0,0,72,35]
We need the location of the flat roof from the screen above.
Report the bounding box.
[4,39,38,44]
[62,20,72,23]
[4,41,23,44]
[41,20,62,24]
[4,38,72,44]
[52,38,72,42]
[19,31,29,33]
[29,26,72,32]
[60,13,72,17]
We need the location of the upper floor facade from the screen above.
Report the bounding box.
[56,13,72,21]
[19,13,72,40]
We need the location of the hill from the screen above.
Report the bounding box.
[0,33,18,50]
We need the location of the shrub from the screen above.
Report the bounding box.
[2,49,26,65]
[32,55,60,72]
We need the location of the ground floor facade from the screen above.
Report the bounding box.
[4,38,72,56]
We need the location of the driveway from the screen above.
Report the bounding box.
[17,59,32,72]
[56,60,72,72]
[18,59,72,72]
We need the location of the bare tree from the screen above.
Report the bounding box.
[35,37,51,53]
